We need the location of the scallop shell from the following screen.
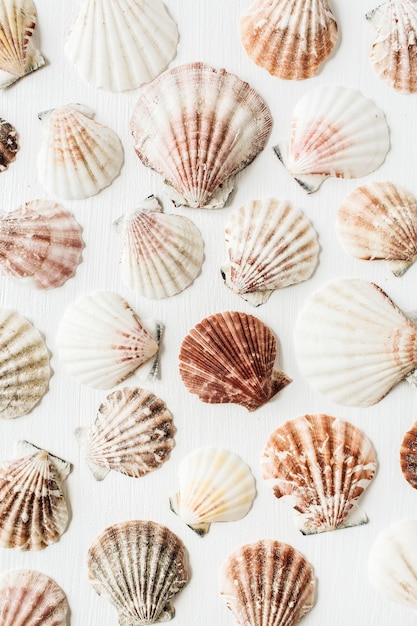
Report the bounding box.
[366,0,417,93]
[240,0,338,80]
[0,441,71,551]
[221,198,319,306]
[75,386,175,480]
[56,291,162,389]
[37,104,124,200]
[294,278,417,407]
[219,540,316,626]
[87,519,189,625]
[0,0,45,88]
[130,62,273,209]
[0,569,69,625]
[179,311,291,411]
[117,195,204,298]
[0,118,18,171]
[261,414,377,534]
[336,181,417,276]
[65,0,178,91]
[400,422,417,488]
[0,309,50,419]
[169,447,256,536]
[0,199,83,289]
[368,519,417,611]
[274,85,390,193]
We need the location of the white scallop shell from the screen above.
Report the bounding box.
[65,0,178,91]
[274,85,390,193]
[75,386,175,480]
[0,441,71,551]
[130,62,272,209]
[221,198,319,306]
[37,104,124,200]
[0,569,69,625]
[56,291,162,389]
[117,196,204,298]
[0,0,44,88]
[0,118,18,170]
[367,0,417,93]
[169,447,256,536]
[294,278,417,407]
[0,309,50,419]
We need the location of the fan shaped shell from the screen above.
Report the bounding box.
[87,519,189,625]
[76,386,175,480]
[117,195,204,298]
[0,118,18,170]
[0,441,71,551]
[37,104,124,200]
[222,198,319,306]
[179,311,291,411]
[56,291,161,389]
[0,199,83,288]
[240,0,338,80]
[219,539,316,626]
[0,309,50,419]
[130,62,273,209]
[169,447,256,536]
[261,414,377,534]
[294,278,417,407]
[0,0,44,88]
[367,0,417,93]
[400,421,417,488]
[274,85,390,193]
[65,0,178,91]
[0,569,69,625]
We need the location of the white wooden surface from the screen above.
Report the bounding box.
[2,0,417,624]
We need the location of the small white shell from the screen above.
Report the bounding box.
[0,118,18,170]
[37,104,124,200]
[274,85,390,193]
[56,291,162,389]
[169,447,256,536]
[65,0,178,91]
[222,198,319,306]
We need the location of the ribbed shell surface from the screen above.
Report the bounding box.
[261,414,377,534]
[65,0,178,91]
[0,118,18,170]
[178,311,291,411]
[294,279,417,407]
[0,569,69,625]
[240,0,338,80]
[219,540,316,626]
[130,62,273,208]
[87,520,189,625]
[400,422,417,488]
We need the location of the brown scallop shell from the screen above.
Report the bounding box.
[400,422,417,489]
[0,118,18,171]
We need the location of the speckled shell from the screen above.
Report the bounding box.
[294,279,417,407]
[65,0,178,91]
[0,0,44,88]
[367,0,417,93]
[75,386,175,480]
[0,441,71,551]
[274,85,390,193]
[87,520,189,625]
[37,104,124,200]
[240,0,338,80]
[169,447,256,536]
[337,181,417,276]
[117,196,204,298]
[0,309,50,419]
[130,62,272,209]
[0,569,69,625]
[0,200,83,288]
[179,311,291,411]
[368,519,417,610]
[400,422,417,488]
[0,118,18,170]
[261,414,377,534]
[219,540,316,626]
[222,198,319,306]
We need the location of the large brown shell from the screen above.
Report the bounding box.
[400,422,417,489]
[0,118,18,171]
[178,311,291,411]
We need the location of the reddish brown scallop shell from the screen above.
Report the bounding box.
[400,422,417,489]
